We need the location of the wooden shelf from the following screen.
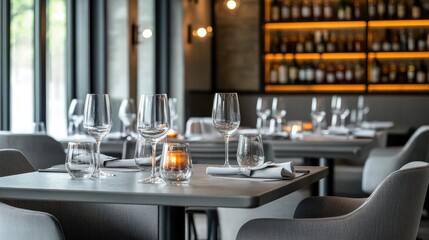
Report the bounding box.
[368,52,429,59]
[265,53,366,61]
[368,19,429,28]
[265,21,367,30]
[265,84,366,93]
[368,84,429,92]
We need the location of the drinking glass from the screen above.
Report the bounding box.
[65,142,95,179]
[159,143,193,185]
[212,93,241,168]
[68,99,84,136]
[137,94,171,183]
[83,94,113,178]
[256,97,271,132]
[134,136,164,171]
[118,99,136,138]
[236,134,264,168]
[310,97,326,133]
[271,97,287,133]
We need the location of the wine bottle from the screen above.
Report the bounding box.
[372,59,381,83]
[305,62,315,83]
[382,29,392,52]
[289,59,299,83]
[336,63,345,83]
[381,63,389,83]
[398,64,407,83]
[417,29,426,51]
[278,62,288,84]
[270,32,280,53]
[337,0,346,20]
[323,0,333,20]
[326,32,337,52]
[315,30,325,53]
[396,0,406,19]
[407,30,416,51]
[412,0,422,19]
[387,0,397,19]
[389,63,398,82]
[372,33,381,52]
[291,1,301,21]
[271,0,281,21]
[353,0,361,19]
[305,33,314,52]
[354,33,364,52]
[270,63,279,83]
[280,0,291,21]
[326,63,336,83]
[296,34,305,53]
[407,62,416,83]
[344,0,352,20]
[345,63,353,82]
[377,0,386,19]
[315,61,326,83]
[354,60,365,82]
[313,0,322,20]
[416,61,426,83]
[368,0,377,20]
[301,0,312,20]
[298,62,306,83]
[280,34,289,53]
[391,30,401,51]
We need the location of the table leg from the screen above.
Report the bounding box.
[159,206,185,240]
[319,158,334,196]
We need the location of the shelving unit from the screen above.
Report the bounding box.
[262,0,429,93]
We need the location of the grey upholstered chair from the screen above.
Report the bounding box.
[0,133,66,169]
[237,161,429,240]
[0,149,158,240]
[0,202,64,240]
[362,125,429,193]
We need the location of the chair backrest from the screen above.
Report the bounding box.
[0,149,36,176]
[0,133,66,169]
[0,202,64,240]
[353,161,429,239]
[397,125,429,163]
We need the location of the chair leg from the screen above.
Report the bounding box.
[206,209,218,240]
[187,212,198,240]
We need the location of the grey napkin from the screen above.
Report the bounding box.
[206,162,299,180]
[103,156,161,168]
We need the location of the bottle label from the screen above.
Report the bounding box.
[397,5,405,18]
[271,7,280,21]
[412,6,421,19]
[281,6,290,20]
[324,6,332,19]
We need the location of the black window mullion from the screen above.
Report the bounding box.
[66,0,76,104]
[0,0,11,130]
[155,0,170,94]
[89,0,106,94]
[34,0,47,124]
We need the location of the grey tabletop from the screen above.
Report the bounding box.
[0,164,327,208]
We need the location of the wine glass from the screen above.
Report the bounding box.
[137,94,171,183]
[339,101,350,128]
[118,99,136,139]
[212,93,241,168]
[256,97,271,133]
[68,99,84,136]
[311,97,326,134]
[330,95,341,127]
[271,97,287,133]
[83,94,113,178]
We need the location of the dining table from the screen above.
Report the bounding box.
[0,164,327,240]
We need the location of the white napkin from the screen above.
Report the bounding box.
[327,126,351,135]
[352,128,376,138]
[206,162,304,180]
[360,121,394,130]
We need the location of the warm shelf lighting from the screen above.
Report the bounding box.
[265,53,366,61]
[187,24,213,44]
[224,0,240,10]
[265,84,366,92]
[368,52,429,59]
[368,19,429,28]
[265,21,366,30]
[368,84,429,92]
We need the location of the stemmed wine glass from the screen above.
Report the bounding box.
[137,94,171,183]
[339,100,350,128]
[68,99,84,136]
[311,97,326,134]
[169,98,178,130]
[212,93,241,168]
[256,97,271,133]
[83,94,113,178]
[271,97,287,133]
[118,99,136,139]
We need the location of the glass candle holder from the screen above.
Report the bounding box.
[286,121,303,139]
[160,143,193,185]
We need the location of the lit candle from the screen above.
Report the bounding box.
[166,150,185,170]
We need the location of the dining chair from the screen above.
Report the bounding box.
[0,202,64,240]
[0,133,66,169]
[0,149,159,240]
[237,161,429,240]
[362,125,429,193]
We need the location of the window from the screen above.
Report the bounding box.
[46,0,67,138]
[10,0,34,133]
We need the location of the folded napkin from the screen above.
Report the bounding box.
[103,156,161,168]
[327,126,351,135]
[206,162,307,180]
[352,128,376,138]
[360,121,394,130]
